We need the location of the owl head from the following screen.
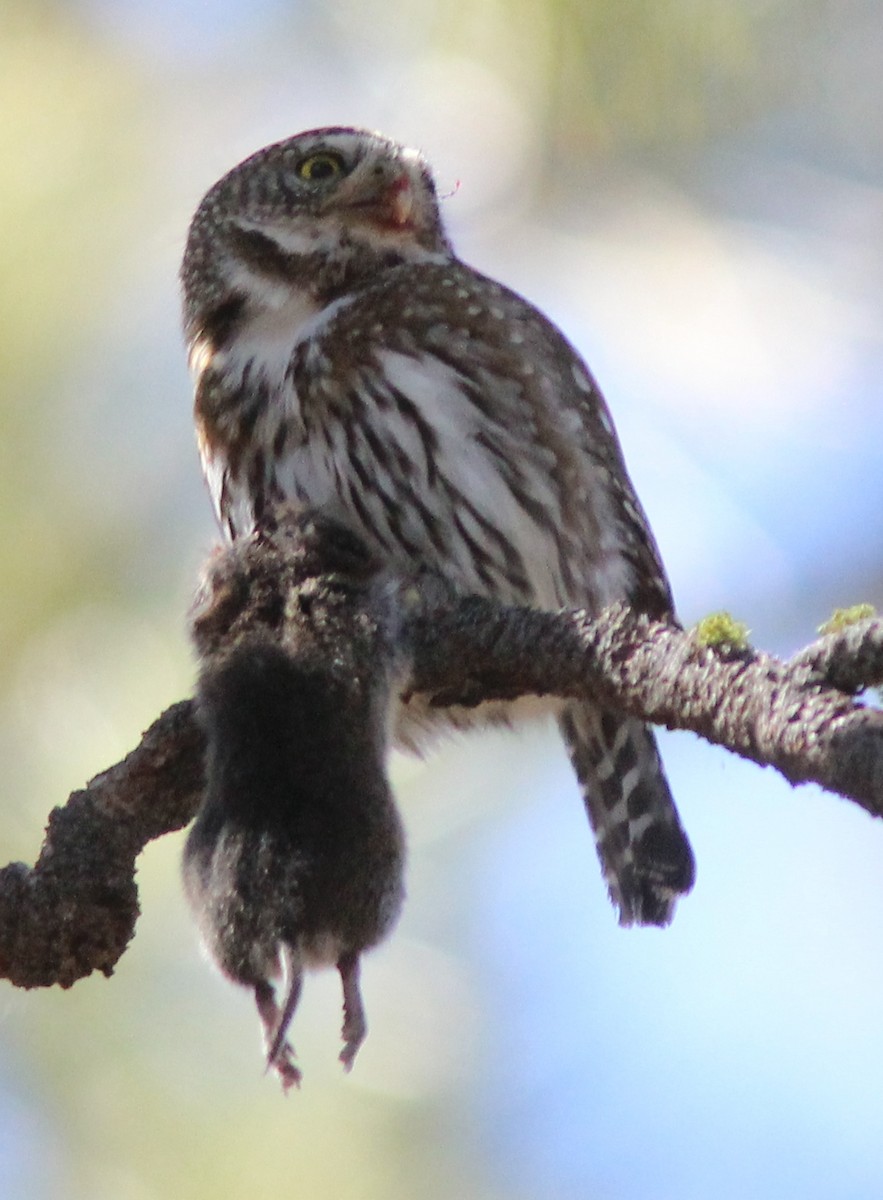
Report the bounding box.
[181,127,454,338]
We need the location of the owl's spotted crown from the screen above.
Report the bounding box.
[181,127,454,340]
[201,127,435,213]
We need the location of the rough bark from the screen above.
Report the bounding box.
[2,511,880,989]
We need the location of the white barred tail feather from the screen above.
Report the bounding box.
[560,705,695,925]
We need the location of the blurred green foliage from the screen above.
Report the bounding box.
[334,0,817,159]
[0,4,144,665]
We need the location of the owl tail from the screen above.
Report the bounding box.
[559,703,695,927]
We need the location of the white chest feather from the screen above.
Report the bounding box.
[207,286,632,612]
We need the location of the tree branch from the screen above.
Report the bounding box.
[2,510,880,990]
[409,598,883,812]
[0,700,204,988]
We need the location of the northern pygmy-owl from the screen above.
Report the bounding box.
[182,126,695,927]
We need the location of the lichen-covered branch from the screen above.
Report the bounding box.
[407,597,883,814]
[1,511,881,991]
[789,615,883,694]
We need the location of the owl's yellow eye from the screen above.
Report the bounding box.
[296,152,345,182]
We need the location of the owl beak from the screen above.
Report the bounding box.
[386,175,414,228]
[341,172,416,232]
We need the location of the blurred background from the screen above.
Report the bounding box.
[3,1,883,1196]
